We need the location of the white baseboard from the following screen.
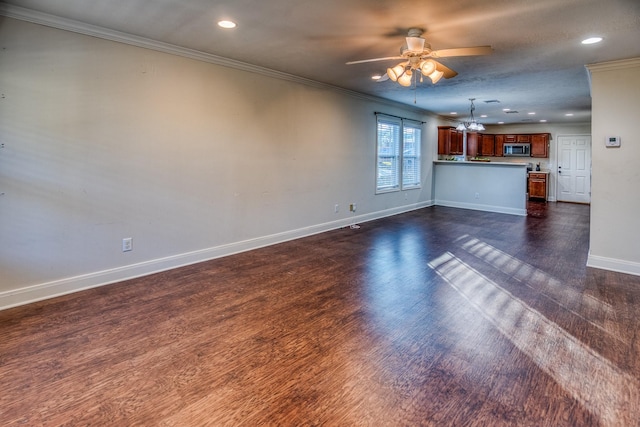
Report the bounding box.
[434,199,527,216]
[0,201,433,311]
[586,253,640,277]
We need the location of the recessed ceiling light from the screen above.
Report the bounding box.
[565,113,574,116]
[450,112,458,115]
[581,37,602,45]
[528,112,536,115]
[218,20,237,29]
[540,119,547,123]
[480,114,487,118]
[371,75,382,80]
[502,108,510,111]
[498,121,505,124]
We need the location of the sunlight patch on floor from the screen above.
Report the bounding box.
[453,234,622,343]
[428,251,639,426]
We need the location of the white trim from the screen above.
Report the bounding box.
[434,199,527,216]
[587,253,640,277]
[0,3,425,115]
[0,202,433,311]
[586,57,640,73]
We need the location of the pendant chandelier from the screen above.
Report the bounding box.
[456,98,485,132]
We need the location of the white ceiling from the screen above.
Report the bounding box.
[2,0,639,125]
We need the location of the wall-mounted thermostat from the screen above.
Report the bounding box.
[605,136,621,147]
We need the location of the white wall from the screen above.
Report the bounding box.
[586,58,640,276]
[0,18,437,309]
[434,162,528,216]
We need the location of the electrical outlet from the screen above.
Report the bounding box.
[475,192,480,199]
[122,237,133,252]
[334,204,339,213]
[350,203,357,212]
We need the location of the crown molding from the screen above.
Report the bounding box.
[0,3,427,116]
[586,57,640,73]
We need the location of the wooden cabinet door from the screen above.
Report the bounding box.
[531,133,549,158]
[528,173,547,200]
[437,127,451,155]
[467,132,479,157]
[494,135,504,157]
[480,134,495,156]
[504,134,517,143]
[517,134,531,143]
[451,130,463,154]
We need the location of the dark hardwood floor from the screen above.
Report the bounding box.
[2,203,640,426]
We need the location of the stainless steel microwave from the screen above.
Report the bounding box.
[503,143,530,157]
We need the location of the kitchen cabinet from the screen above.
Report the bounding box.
[480,134,495,156]
[462,132,494,157]
[528,172,548,200]
[462,132,550,158]
[466,132,479,157]
[494,135,504,157]
[530,133,550,158]
[438,126,463,155]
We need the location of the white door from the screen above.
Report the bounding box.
[557,135,591,203]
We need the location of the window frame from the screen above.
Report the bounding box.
[375,116,423,194]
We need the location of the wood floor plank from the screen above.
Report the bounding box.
[2,203,640,426]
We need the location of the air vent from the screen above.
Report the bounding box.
[505,110,519,114]
[484,99,501,103]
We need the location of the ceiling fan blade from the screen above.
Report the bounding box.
[376,73,390,82]
[430,46,493,58]
[434,61,458,79]
[346,56,404,65]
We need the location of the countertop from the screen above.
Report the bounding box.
[434,160,529,167]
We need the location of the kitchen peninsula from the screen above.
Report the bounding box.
[433,160,528,216]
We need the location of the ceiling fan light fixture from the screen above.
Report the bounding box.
[419,59,436,76]
[428,69,444,84]
[397,69,413,87]
[406,36,425,52]
[387,63,406,82]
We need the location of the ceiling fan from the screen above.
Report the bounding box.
[346,28,493,86]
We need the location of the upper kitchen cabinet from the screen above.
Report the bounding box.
[438,126,463,155]
[467,132,479,157]
[494,135,504,157]
[480,134,495,156]
[530,133,550,158]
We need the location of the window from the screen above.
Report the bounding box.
[402,124,422,189]
[376,116,422,193]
